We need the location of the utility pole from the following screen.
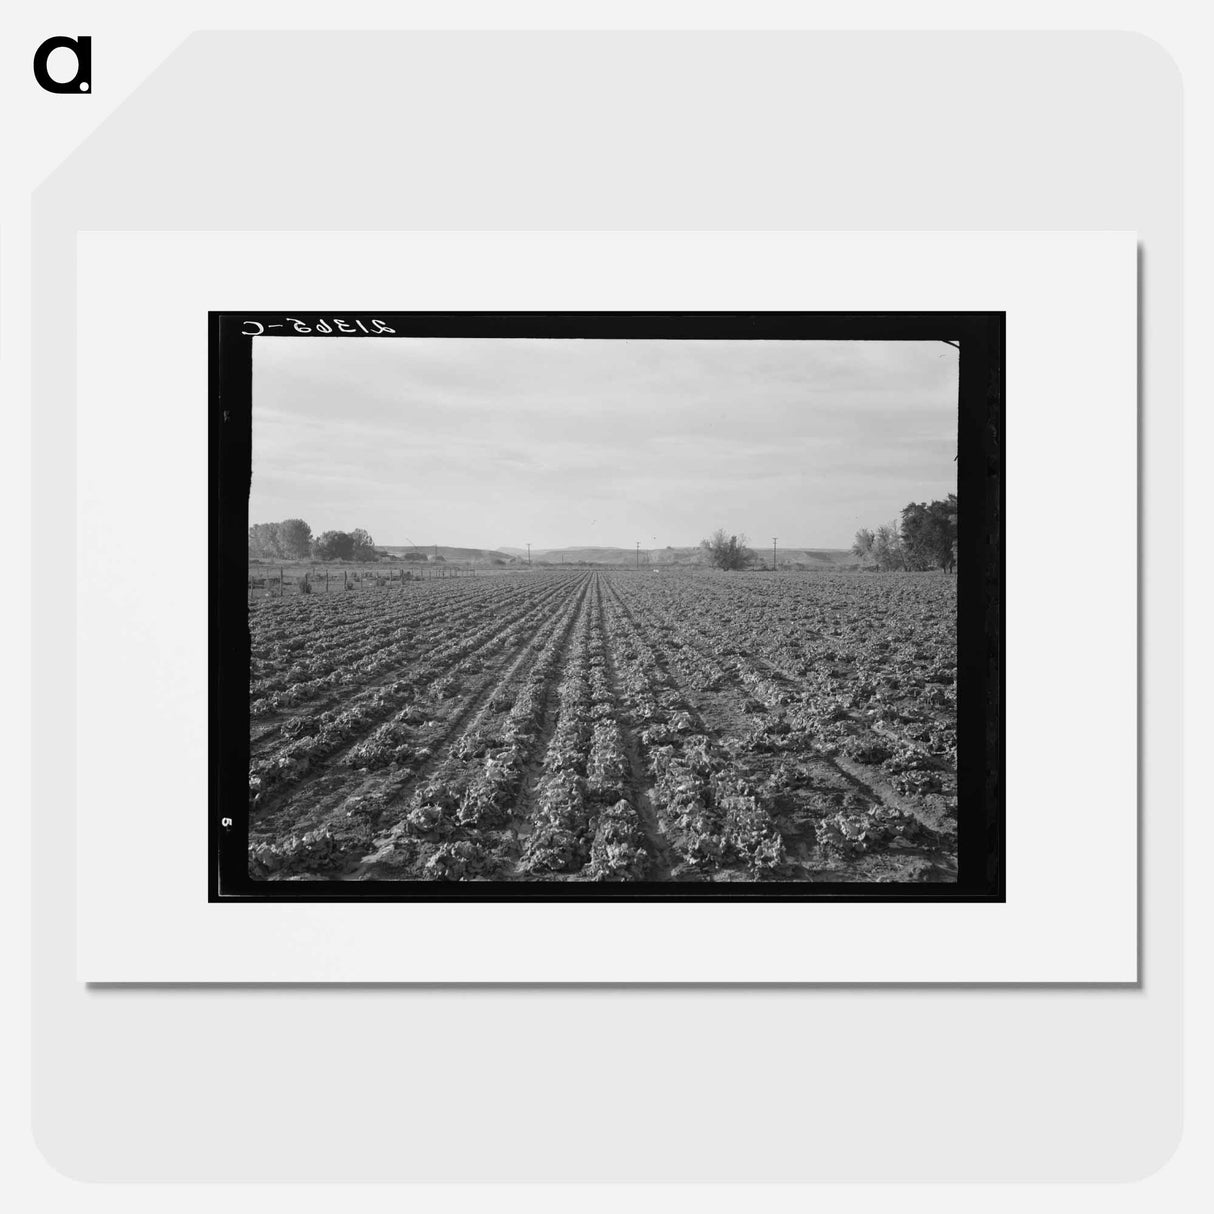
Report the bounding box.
[526,543,531,566]
[635,541,640,569]
[772,537,778,572]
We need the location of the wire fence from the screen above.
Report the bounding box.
[247,563,482,598]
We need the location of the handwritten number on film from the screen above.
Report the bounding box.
[240,318,397,336]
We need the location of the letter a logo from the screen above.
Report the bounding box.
[33,35,92,93]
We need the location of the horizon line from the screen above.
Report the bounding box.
[376,542,853,552]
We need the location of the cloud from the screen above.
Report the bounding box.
[250,336,958,547]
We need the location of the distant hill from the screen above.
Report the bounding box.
[378,545,517,565]
[496,545,858,569]
[380,543,858,568]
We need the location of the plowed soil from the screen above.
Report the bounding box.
[247,569,958,883]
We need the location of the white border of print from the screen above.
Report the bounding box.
[75,230,1136,982]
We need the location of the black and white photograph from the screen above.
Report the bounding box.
[214,311,1003,899]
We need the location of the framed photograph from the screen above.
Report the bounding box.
[211,310,1004,902]
[75,229,1133,981]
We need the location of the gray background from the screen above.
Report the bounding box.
[32,32,1180,1180]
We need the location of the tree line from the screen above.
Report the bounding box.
[852,494,957,572]
[698,494,957,574]
[248,519,379,562]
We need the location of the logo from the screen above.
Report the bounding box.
[33,35,91,93]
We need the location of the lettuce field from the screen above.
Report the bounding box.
[247,570,958,883]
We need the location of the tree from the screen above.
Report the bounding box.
[278,518,313,560]
[899,503,933,570]
[872,521,905,571]
[312,530,355,561]
[349,528,378,561]
[700,529,755,571]
[249,518,314,560]
[248,522,282,558]
[853,494,957,573]
[900,495,957,572]
[935,494,959,573]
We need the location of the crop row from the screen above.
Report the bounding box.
[514,579,650,880]
[252,574,594,878]
[607,573,955,867]
[249,574,540,674]
[599,580,786,875]
[248,574,585,813]
[247,570,959,882]
[249,576,552,712]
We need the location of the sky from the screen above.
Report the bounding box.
[250,336,958,551]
